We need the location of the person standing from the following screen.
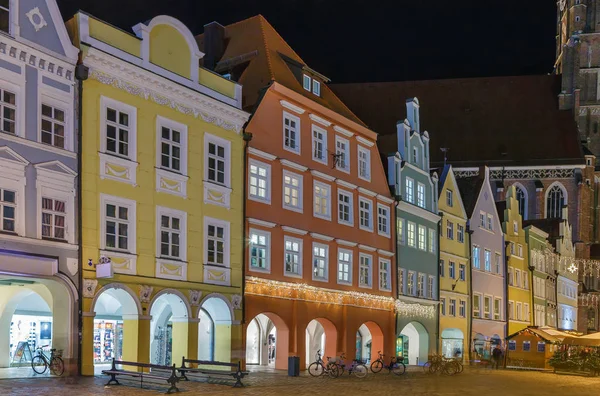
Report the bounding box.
[492,346,502,369]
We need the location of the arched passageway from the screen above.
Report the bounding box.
[245,312,289,370]
[198,295,233,362]
[399,321,429,365]
[305,318,337,368]
[441,328,464,359]
[149,291,189,365]
[356,321,384,363]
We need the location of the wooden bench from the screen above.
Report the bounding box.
[102,358,180,394]
[178,357,248,387]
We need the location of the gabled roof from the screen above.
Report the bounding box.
[455,175,484,217]
[523,219,561,241]
[196,15,365,125]
[331,75,584,167]
[506,326,566,344]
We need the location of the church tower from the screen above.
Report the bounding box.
[556,0,600,154]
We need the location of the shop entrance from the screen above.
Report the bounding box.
[356,322,384,363]
[399,321,429,365]
[149,291,189,366]
[305,318,336,369]
[0,276,74,379]
[441,328,464,359]
[245,312,288,370]
[198,295,232,363]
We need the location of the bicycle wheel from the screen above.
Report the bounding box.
[392,361,406,376]
[423,360,432,373]
[337,364,345,376]
[50,357,64,376]
[308,362,324,377]
[370,360,383,373]
[31,356,47,374]
[429,361,441,374]
[442,362,458,376]
[354,364,368,378]
[455,361,464,373]
[326,362,340,378]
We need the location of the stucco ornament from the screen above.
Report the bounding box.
[231,294,242,310]
[82,279,98,298]
[25,7,48,32]
[139,285,154,303]
[189,290,202,306]
[66,258,78,276]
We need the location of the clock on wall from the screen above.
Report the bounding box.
[559,0,567,12]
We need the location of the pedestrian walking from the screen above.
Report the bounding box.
[492,346,502,369]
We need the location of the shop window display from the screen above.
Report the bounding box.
[93,320,123,363]
[9,315,53,365]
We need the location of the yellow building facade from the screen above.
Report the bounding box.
[67,13,249,375]
[438,166,470,360]
[504,186,532,335]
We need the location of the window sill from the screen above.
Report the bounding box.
[283,205,303,214]
[204,181,232,208]
[359,225,373,233]
[312,277,329,283]
[0,233,78,250]
[359,284,373,290]
[156,258,188,281]
[314,213,332,221]
[283,146,301,156]
[248,195,271,205]
[99,152,138,185]
[248,266,270,274]
[337,279,353,286]
[284,272,302,279]
[0,130,76,158]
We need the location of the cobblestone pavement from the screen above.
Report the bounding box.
[0,367,598,396]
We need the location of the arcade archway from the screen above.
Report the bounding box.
[356,321,384,363]
[245,312,289,370]
[399,321,429,365]
[441,328,464,359]
[305,318,337,368]
[149,291,190,365]
[198,294,233,362]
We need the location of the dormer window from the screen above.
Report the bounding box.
[0,1,9,33]
[303,74,311,91]
[413,146,418,164]
[312,80,321,96]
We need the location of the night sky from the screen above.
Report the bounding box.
[57,0,557,83]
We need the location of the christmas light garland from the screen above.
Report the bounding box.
[395,300,436,319]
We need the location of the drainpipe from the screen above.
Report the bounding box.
[554,269,560,329]
[504,239,510,364]
[436,213,443,355]
[466,222,474,362]
[393,196,400,347]
[528,263,535,326]
[75,63,88,376]
[241,128,252,327]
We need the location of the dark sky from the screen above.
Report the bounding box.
[57,0,557,83]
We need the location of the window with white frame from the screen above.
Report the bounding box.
[457,224,464,243]
[487,214,493,231]
[377,204,389,236]
[41,197,65,240]
[446,189,453,207]
[303,74,311,91]
[459,264,466,281]
[473,246,480,269]
[524,303,530,321]
[446,220,454,240]
[312,80,321,96]
[379,259,391,290]
[428,275,434,298]
[312,125,327,164]
[473,294,481,317]
[103,98,135,159]
[524,273,529,290]
[205,134,230,186]
[429,228,436,253]
[484,249,491,271]
[358,146,370,180]
[359,254,372,287]
[41,104,66,148]
[399,268,405,294]
[508,267,513,285]
[494,298,501,320]
[484,296,492,319]
[206,219,228,266]
[417,183,425,208]
[283,112,300,153]
[417,273,425,297]
[516,302,522,320]
[405,177,414,203]
[449,261,455,279]
[283,171,302,212]
[0,88,16,134]
[335,136,349,172]
[479,212,486,228]
[158,119,186,173]
[459,300,466,317]
[439,259,445,277]
[407,271,415,295]
[515,269,521,288]
[518,244,523,257]
[0,2,9,33]
[338,190,353,225]
[449,299,456,316]
[513,220,518,234]
[338,249,352,284]
[249,230,270,269]
[407,221,416,247]
[101,195,135,253]
[249,160,270,203]
[284,236,302,276]
[158,208,185,260]
[441,298,446,315]
[509,300,514,320]
[359,198,372,231]
[313,243,328,280]
[314,181,331,220]
[418,225,426,250]
[412,146,418,164]
[397,218,405,245]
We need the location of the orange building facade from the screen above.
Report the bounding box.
[198,16,397,370]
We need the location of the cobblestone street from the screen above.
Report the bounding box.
[0,368,598,396]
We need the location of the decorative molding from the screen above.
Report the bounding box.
[82,279,98,298]
[280,159,308,172]
[358,244,377,252]
[203,182,231,208]
[281,226,308,235]
[86,50,247,134]
[25,7,48,32]
[156,259,188,281]
[279,100,306,114]
[311,170,335,182]
[99,152,138,185]
[156,168,188,198]
[309,113,332,127]
[336,239,357,247]
[139,285,154,303]
[0,131,76,159]
[204,265,231,286]
[454,168,578,180]
[377,249,394,257]
[377,194,395,204]
[100,250,137,275]
[248,147,277,161]
[231,294,242,309]
[189,290,202,305]
[310,232,334,242]
[335,179,357,190]
[356,136,375,147]
[248,218,277,228]
[334,125,354,137]
[66,258,78,276]
[358,187,378,197]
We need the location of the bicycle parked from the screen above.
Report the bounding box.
[424,354,462,375]
[333,353,368,378]
[370,351,406,375]
[308,349,340,378]
[31,346,64,376]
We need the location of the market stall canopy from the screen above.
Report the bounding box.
[506,327,564,344]
[562,332,600,347]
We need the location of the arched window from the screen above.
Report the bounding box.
[546,184,565,219]
[514,184,527,219]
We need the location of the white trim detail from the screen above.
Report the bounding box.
[336,239,358,247]
[358,244,377,252]
[309,113,332,127]
[281,226,308,235]
[377,194,394,204]
[280,159,308,172]
[156,168,188,198]
[280,99,306,114]
[248,147,277,161]
[310,232,334,242]
[247,218,277,228]
[335,179,357,190]
[334,125,354,137]
[311,170,335,182]
[377,249,394,257]
[358,187,378,197]
[356,136,375,147]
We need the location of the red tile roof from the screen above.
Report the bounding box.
[331,75,584,167]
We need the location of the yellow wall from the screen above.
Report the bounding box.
[87,16,141,57]
[149,24,191,79]
[198,68,237,99]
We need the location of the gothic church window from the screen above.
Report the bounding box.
[546,184,565,219]
[515,185,527,219]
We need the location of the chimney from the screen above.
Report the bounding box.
[203,22,225,71]
[406,97,420,133]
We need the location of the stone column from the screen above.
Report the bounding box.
[536,187,544,219]
[170,316,191,365]
[81,312,96,376]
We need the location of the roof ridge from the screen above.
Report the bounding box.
[332,74,554,87]
[257,15,275,81]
